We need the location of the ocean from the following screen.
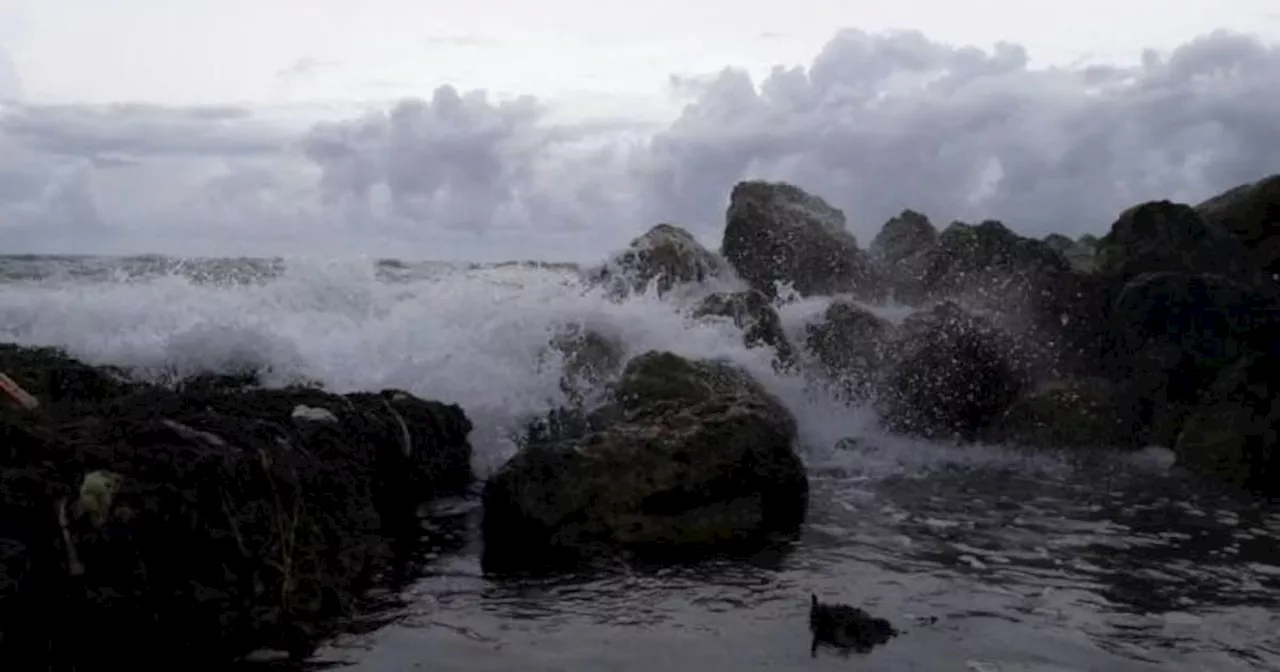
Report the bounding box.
[1,253,1277,671]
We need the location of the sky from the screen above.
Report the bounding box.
[1,0,1279,260]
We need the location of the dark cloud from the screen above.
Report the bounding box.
[1,29,1279,257]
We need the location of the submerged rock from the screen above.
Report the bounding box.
[482,351,808,573]
[0,343,473,666]
[809,593,900,657]
[691,289,796,369]
[593,223,726,298]
[722,180,881,301]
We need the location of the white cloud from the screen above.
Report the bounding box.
[1,29,1279,259]
[0,43,20,101]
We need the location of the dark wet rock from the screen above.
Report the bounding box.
[986,377,1143,450]
[543,323,627,406]
[722,180,882,301]
[919,220,1071,308]
[691,290,796,369]
[1095,200,1261,286]
[1195,174,1280,279]
[869,209,938,303]
[1105,271,1280,446]
[482,351,808,573]
[593,224,725,298]
[0,344,473,667]
[1174,353,1280,496]
[804,300,896,403]
[0,343,139,404]
[907,221,1103,377]
[876,302,1029,441]
[809,593,899,657]
[1044,233,1098,273]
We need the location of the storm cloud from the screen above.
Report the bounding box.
[1,29,1278,258]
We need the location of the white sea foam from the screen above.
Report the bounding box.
[0,254,1062,477]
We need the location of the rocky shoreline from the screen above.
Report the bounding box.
[0,345,473,667]
[2,172,1277,665]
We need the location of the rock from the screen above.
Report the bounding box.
[804,300,895,403]
[1195,174,1280,279]
[1095,200,1260,286]
[482,351,808,573]
[869,209,938,304]
[691,290,796,369]
[876,302,1028,441]
[986,377,1142,450]
[1044,233,1098,273]
[0,343,138,404]
[594,224,725,298]
[722,180,882,301]
[1174,353,1280,495]
[0,344,473,666]
[919,220,1071,308]
[545,323,626,406]
[1106,271,1280,446]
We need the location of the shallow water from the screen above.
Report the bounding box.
[2,255,1278,670]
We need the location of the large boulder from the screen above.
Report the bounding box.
[875,302,1029,441]
[804,300,896,403]
[1195,174,1280,279]
[722,181,881,301]
[919,220,1071,308]
[593,224,726,298]
[1174,353,1280,496]
[1105,271,1280,447]
[911,221,1109,378]
[0,344,473,666]
[869,209,938,303]
[985,377,1142,450]
[1095,200,1261,286]
[482,351,808,573]
[691,290,796,370]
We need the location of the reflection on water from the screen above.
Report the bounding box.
[309,460,1279,671]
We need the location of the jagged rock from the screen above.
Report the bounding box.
[0,344,473,666]
[1175,353,1280,495]
[986,377,1142,450]
[593,224,725,297]
[804,300,895,403]
[1095,200,1260,286]
[869,209,938,304]
[691,290,795,369]
[876,302,1028,441]
[1195,174,1280,279]
[482,351,808,573]
[722,181,882,301]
